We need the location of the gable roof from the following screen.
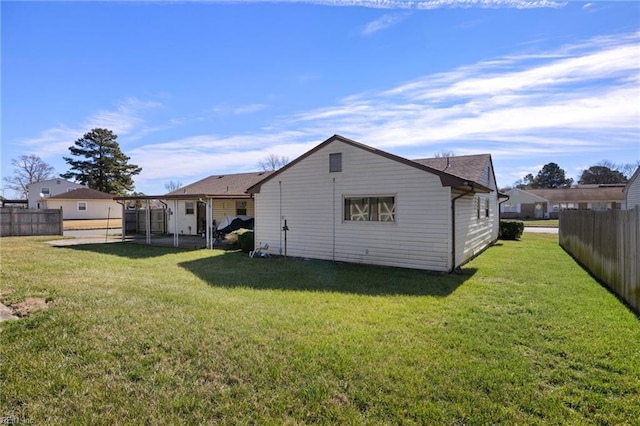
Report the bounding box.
[48,187,114,200]
[166,171,274,198]
[412,154,493,185]
[527,187,625,203]
[247,134,493,194]
[504,188,548,203]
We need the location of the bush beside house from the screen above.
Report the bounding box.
[499,220,524,240]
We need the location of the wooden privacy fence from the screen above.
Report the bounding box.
[124,208,167,234]
[0,208,63,237]
[559,207,639,312]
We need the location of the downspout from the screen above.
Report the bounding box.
[451,185,475,273]
[498,194,510,221]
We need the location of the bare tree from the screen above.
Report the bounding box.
[3,154,56,198]
[258,154,290,171]
[433,150,455,158]
[164,180,183,193]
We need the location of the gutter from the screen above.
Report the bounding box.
[450,185,475,273]
[498,193,510,222]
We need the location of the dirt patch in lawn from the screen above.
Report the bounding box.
[10,297,52,317]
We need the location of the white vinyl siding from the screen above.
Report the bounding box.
[167,198,256,235]
[454,165,499,268]
[27,179,86,209]
[254,141,453,271]
[42,199,122,220]
[625,169,640,209]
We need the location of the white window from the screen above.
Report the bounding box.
[485,198,490,218]
[344,196,395,222]
[330,153,342,173]
[476,197,481,219]
[77,202,87,211]
[41,187,50,196]
[185,202,195,215]
[236,201,247,216]
[501,203,519,213]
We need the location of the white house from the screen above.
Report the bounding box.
[27,178,87,209]
[41,187,122,220]
[164,171,273,236]
[624,167,640,209]
[501,186,626,219]
[247,135,501,272]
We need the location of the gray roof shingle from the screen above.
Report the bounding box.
[165,171,274,197]
[48,188,114,200]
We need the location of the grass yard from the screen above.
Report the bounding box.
[1,234,638,424]
[522,219,559,228]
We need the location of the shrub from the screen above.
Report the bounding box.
[237,230,254,253]
[499,220,524,240]
[224,228,254,252]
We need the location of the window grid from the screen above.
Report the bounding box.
[344,196,395,222]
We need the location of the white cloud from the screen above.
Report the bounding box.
[173,0,566,10]
[361,13,409,35]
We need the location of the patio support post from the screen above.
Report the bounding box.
[145,200,151,245]
[206,198,213,249]
[120,202,126,242]
[173,199,179,248]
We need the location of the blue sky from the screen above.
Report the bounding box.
[2,0,639,196]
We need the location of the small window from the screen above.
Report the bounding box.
[485,198,490,218]
[78,202,87,211]
[476,197,481,219]
[41,187,50,196]
[185,202,195,215]
[329,153,342,173]
[344,196,395,222]
[236,201,247,216]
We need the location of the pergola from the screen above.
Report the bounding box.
[114,194,251,249]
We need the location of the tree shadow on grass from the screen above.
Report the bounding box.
[179,252,476,297]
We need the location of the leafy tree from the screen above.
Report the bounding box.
[2,154,56,198]
[514,173,535,189]
[514,163,573,189]
[578,165,627,185]
[531,163,573,189]
[258,154,289,171]
[61,128,141,196]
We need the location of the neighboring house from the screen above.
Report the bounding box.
[164,171,274,235]
[41,187,122,220]
[247,134,501,272]
[501,186,626,219]
[27,178,87,209]
[500,188,549,219]
[624,167,640,209]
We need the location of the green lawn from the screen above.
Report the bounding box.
[522,218,560,228]
[1,234,638,424]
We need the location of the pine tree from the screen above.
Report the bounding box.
[61,128,141,195]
